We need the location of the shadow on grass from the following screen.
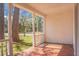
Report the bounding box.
[18,40,32,46]
[14,39,32,52]
[15,44,22,51]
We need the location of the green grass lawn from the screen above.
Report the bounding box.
[0,34,32,55]
[13,35,32,55]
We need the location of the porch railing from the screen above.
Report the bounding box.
[0,39,8,56]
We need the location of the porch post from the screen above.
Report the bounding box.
[8,3,13,56]
[44,17,47,43]
[37,16,40,46]
[32,13,36,47]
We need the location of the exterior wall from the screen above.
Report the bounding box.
[46,8,73,44]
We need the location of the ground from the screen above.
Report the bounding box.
[13,34,32,55]
[16,43,74,56]
[0,33,32,55]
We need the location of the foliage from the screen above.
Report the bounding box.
[4,15,43,34]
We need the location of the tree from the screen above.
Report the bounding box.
[12,7,19,42]
[0,3,4,40]
[19,16,26,36]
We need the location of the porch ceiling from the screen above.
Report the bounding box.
[14,3,75,17]
[28,3,75,16]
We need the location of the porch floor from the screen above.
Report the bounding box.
[15,43,74,56]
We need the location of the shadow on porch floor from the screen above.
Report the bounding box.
[15,43,74,56]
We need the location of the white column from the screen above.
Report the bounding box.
[43,17,47,43]
[36,16,39,46]
[32,13,36,47]
[8,3,13,56]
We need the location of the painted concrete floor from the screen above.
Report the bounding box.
[16,43,74,56]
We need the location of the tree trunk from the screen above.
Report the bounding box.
[0,3,4,40]
[12,7,19,42]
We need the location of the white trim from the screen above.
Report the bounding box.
[73,4,77,56]
[8,4,13,56]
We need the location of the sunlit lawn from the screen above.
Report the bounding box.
[13,35,32,55]
[1,32,42,55]
[0,34,32,55]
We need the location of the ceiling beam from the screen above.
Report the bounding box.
[13,3,46,17]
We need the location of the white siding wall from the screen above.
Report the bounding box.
[46,8,73,44]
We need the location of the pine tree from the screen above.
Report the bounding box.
[12,7,19,42]
[0,3,4,40]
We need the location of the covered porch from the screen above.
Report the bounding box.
[0,3,76,56]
